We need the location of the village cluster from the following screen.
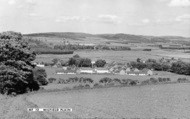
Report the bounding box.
[53,65,154,76]
[35,61,154,76]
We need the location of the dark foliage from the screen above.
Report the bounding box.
[68,56,92,67]
[129,58,190,75]
[48,78,57,83]
[0,31,40,95]
[95,59,106,67]
[177,78,188,83]
[33,67,48,85]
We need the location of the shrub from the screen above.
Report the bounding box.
[149,78,158,84]
[67,77,79,83]
[129,80,138,86]
[121,79,133,85]
[73,84,84,89]
[141,79,150,85]
[99,77,112,84]
[95,59,106,67]
[177,78,188,83]
[84,84,90,88]
[83,78,93,83]
[158,77,163,82]
[33,67,48,85]
[57,78,66,84]
[93,83,101,88]
[113,78,122,84]
[48,78,57,83]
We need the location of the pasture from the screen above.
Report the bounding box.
[28,83,190,118]
[35,48,190,63]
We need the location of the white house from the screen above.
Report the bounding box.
[119,69,126,75]
[134,68,139,72]
[126,67,131,72]
[147,70,153,76]
[78,68,95,74]
[95,68,110,74]
[36,64,45,67]
[62,66,67,70]
[56,72,65,75]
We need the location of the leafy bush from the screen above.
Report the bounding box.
[73,84,84,89]
[95,59,106,67]
[99,77,112,84]
[129,80,138,86]
[68,56,92,67]
[48,78,57,83]
[84,84,91,88]
[113,78,122,84]
[177,78,188,83]
[33,67,48,85]
[57,78,66,84]
[158,77,171,83]
[149,78,158,84]
[93,83,102,88]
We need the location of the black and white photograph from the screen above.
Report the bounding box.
[0,0,190,118]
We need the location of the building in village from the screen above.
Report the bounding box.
[95,68,110,74]
[77,68,95,74]
[36,64,45,68]
[119,69,126,75]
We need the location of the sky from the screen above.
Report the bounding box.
[0,0,190,37]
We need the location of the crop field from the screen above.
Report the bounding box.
[35,48,190,63]
[28,83,190,118]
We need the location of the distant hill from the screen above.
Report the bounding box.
[24,32,190,44]
[24,32,93,40]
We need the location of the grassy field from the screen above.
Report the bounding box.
[28,83,190,118]
[35,48,190,63]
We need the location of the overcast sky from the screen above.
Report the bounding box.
[0,0,190,36]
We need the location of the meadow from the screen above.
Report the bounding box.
[35,48,190,63]
[28,83,190,118]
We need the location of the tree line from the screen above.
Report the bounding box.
[54,44,131,51]
[129,58,190,75]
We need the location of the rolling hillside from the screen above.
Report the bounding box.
[24,32,190,43]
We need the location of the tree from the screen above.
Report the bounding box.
[73,54,80,58]
[79,58,92,67]
[33,67,48,85]
[0,31,39,95]
[136,58,141,62]
[95,59,106,67]
[52,58,59,65]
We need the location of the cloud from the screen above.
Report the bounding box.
[28,13,38,17]
[142,19,150,24]
[8,0,16,5]
[55,16,88,22]
[97,14,122,24]
[26,0,35,4]
[175,14,190,22]
[168,0,190,7]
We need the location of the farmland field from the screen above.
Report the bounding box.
[28,83,190,118]
[35,49,190,63]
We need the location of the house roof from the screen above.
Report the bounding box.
[95,68,109,70]
[80,68,94,70]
